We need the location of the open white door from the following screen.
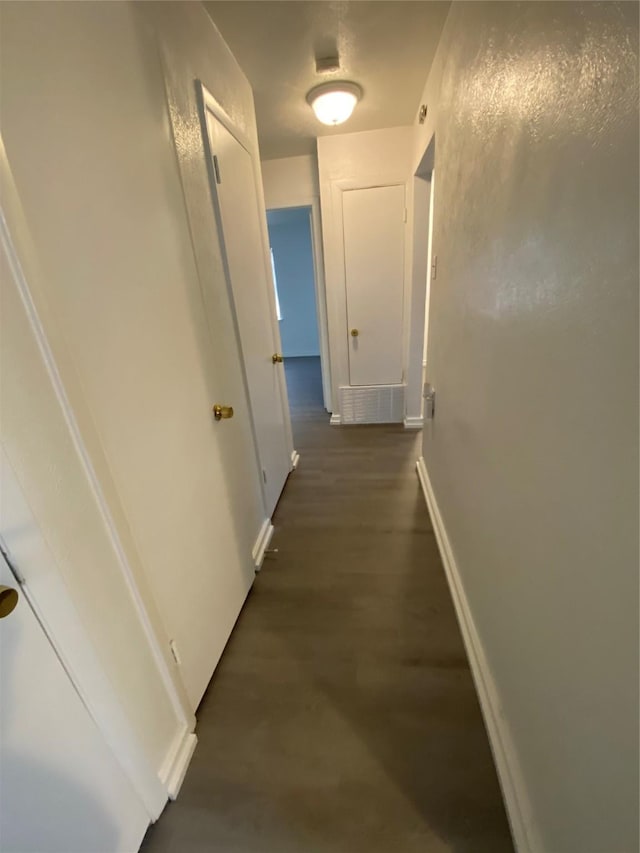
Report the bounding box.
[201,89,292,517]
[0,538,148,853]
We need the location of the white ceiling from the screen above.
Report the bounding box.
[204,1,450,160]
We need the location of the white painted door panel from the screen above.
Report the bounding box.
[343,185,405,386]
[0,551,148,853]
[204,109,291,516]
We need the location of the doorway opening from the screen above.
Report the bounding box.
[407,135,436,425]
[266,205,331,421]
[421,169,436,418]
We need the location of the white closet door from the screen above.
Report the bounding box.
[0,546,148,853]
[204,105,291,515]
[343,184,406,386]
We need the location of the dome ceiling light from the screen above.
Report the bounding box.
[306,82,363,127]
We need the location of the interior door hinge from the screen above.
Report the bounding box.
[262,469,267,484]
[0,542,26,585]
[213,154,222,185]
[169,639,182,666]
[403,208,408,223]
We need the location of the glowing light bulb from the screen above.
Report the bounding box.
[307,83,362,126]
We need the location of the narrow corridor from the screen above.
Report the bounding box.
[142,358,513,852]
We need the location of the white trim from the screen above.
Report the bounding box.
[309,199,332,412]
[329,413,342,426]
[416,456,538,853]
[403,416,424,430]
[252,519,275,571]
[160,729,198,801]
[197,82,253,157]
[291,450,300,470]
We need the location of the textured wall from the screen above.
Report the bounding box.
[415,3,639,850]
[268,209,320,357]
[262,155,320,208]
[0,0,268,719]
[0,0,195,773]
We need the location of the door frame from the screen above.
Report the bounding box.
[196,81,295,484]
[266,201,332,412]
[405,133,436,426]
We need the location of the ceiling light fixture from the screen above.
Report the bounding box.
[306,82,362,126]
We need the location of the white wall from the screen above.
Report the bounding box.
[0,0,271,797]
[262,155,320,208]
[316,127,416,416]
[1,155,177,825]
[0,1,197,789]
[268,208,320,358]
[413,3,639,851]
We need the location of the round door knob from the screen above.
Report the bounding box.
[350,328,359,337]
[0,585,19,619]
[213,404,234,421]
[272,353,283,364]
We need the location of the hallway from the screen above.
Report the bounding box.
[142,358,513,853]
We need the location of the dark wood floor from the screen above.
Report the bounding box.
[142,357,513,853]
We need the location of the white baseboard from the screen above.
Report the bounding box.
[159,727,197,802]
[291,450,300,470]
[329,413,341,426]
[252,518,274,571]
[403,415,424,430]
[416,457,537,853]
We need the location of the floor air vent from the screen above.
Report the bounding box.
[339,384,405,424]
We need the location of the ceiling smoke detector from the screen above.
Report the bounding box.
[315,56,340,74]
[306,81,362,126]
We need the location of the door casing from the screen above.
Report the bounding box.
[265,199,332,412]
[0,143,193,817]
[197,81,294,516]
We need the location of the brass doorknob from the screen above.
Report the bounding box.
[272,353,283,364]
[0,585,19,619]
[213,404,234,421]
[350,328,359,337]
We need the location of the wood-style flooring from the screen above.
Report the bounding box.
[142,356,513,853]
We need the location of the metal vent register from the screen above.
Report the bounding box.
[339,384,405,424]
